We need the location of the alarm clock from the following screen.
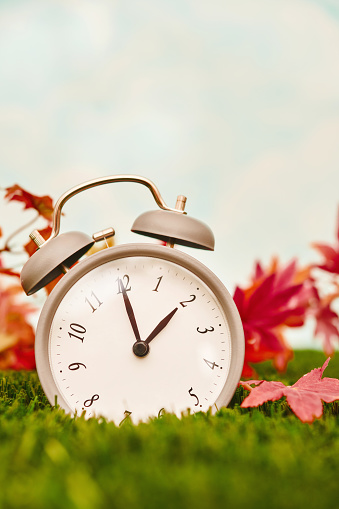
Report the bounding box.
[21,175,244,425]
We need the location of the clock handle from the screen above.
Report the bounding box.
[21,175,215,295]
[37,175,184,246]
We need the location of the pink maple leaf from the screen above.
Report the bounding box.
[239,358,339,423]
[314,298,339,356]
[312,207,339,275]
[233,258,315,377]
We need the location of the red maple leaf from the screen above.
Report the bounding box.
[0,255,20,278]
[4,184,54,222]
[239,358,339,423]
[0,284,36,370]
[233,258,316,377]
[312,207,339,275]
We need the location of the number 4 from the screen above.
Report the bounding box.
[203,358,219,370]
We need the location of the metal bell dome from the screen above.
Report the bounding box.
[131,209,215,251]
[21,231,94,295]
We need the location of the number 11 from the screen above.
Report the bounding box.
[85,291,103,313]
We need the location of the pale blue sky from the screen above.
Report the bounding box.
[1,0,339,348]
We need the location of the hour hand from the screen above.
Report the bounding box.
[118,278,141,342]
[132,307,178,358]
[144,307,178,345]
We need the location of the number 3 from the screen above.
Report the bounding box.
[197,326,215,334]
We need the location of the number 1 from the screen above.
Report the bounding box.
[153,276,163,292]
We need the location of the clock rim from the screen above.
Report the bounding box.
[35,242,244,418]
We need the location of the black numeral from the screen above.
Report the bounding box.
[197,326,215,334]
[83,394,99,407]
[158,408,165,418]
[117,275,131,294]
[68,323,86,342]
[180,295,196,307]
[203,358,219,370]
[68,362,87,370]
[188,388,203,409]
[119,410,132,425]
[188,387,200,407]
[85,291,103,313]
[153,276,163,292]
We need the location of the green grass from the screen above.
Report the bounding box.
[1,350,339,509]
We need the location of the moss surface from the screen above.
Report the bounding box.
[0,350,338,509]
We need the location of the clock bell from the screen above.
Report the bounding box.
[21,175,215,296]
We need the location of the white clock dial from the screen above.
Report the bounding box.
[36,244,244,425]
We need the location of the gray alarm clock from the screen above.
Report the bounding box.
[21,175,244,424]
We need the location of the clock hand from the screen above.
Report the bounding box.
[118,277,141,342]
[144,307,178,345]
[132,307,178,358]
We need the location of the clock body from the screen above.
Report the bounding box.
[36,243,244,424]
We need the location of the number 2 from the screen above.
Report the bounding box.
[180,295,196,308]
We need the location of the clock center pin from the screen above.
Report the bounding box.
[133,341,150,357]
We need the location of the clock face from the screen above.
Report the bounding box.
[37,244,244,425]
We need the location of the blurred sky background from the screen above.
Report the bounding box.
[0,0,339,348]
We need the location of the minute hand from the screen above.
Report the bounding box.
[144,307,178,345]
[119,278,141,342]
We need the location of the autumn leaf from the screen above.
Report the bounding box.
[239,358,339,423]
[309,206,339,354]
[312,207,339,275]
[4,184,54,222]
[313,294,339,356]
[0,268,20,278]
[233,258,315,377]
[0,284,36,370]
[0,254,20,278]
